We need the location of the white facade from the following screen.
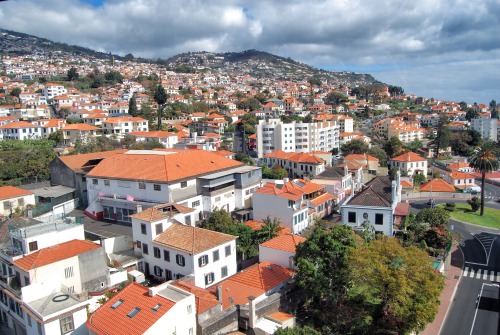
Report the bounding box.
[471,117,498,142]
[256,119,340,158]
[43,84,67,99]
[259,246,295,270]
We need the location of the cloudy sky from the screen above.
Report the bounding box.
[1,0,499,104]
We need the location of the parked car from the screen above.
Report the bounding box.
[427,199,436,207]
[466,186,481,194]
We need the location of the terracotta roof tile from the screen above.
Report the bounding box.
[391,151,427,162]
[310,192,336,206]
[171,281,219,314]
[154,224,236,255]
[57,149,127,171]
[86,149,243,182]
[87,282,175,335]
[244,221,291,235]
[420,178,455,192]
[130,203,194,222]
[0,186,33,200]
[260,234,306,253]
[13,240,100,271]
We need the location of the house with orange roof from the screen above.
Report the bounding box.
[0,115,18,127]
[174,132,221,151]
[83,150,261,223]
[43,83,67,99]
[0,186,35,217]
[259,234,306,270]
[60,123,100,146]
[312,164,354,202]
[389,151,428,177]
[102,116,148,138]
[447,161,472,173]
[263,150,326,178]
[2,240,113,335]
[253,178,335,234]
[130,204,237,288]
[0,120,43,140]
[420,178,456,193]
[444,171,476,190]
[343,153,380,176]
[88,281,196,335]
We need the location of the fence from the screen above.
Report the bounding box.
[402,192,471,200]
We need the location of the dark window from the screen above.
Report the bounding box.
[163,250,170,262]
[111,299,124,309]
[92,179,98,185]
[139,182,146,189]
[348,212,356,223]
[155,223,163,235]
[176,254,185,267]
[375,213,384,225]
[221,266,228,278]
[127,308,141,318]
[104,180,110,186]
[141,223,147,235]
[213,250,220,262]
[154,247,161,258]
[181,181,187,188]
[153,184,161,191]
[225,245,231,257]
[198,255,209,267]
[154,265,163,277]
[142,243,148,255]
[165,269,172,280]
[136,240,141,248]
[205,272,215,285]
[28,241,38,252]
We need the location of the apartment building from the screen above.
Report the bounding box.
[256,118,340,158]
[471,116,498,142]
[253,178,335,234]
[262,150,326,178]
[43,83,67,100]
[102,116,149,138]
[83,149,261,223]
[389,152,428,177]
[0,121,43,140]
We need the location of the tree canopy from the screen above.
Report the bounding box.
[415,207,450,227]
[340,139,370,155]
[470,141,499,215]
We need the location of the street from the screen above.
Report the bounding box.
[440,220,500,335]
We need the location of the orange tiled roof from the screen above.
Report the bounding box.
[130,203,194,222]
[63,124,99,131]
[400,180,413,188]
[344,153,379,162]
[391,151,427,162]
[260,234,306,253]
[154,224,236,255]
[310,192,336,206]
[87,282,175,335]
[0,121,39,129]
[0,186,33,200]
[13,240,100,271]
[449,171,475,179]
[447,162,470,170]
[86,149,243,182]
[420,178,455,192]
[244,220,291,235]
[57,149,127,171]
[208,262,294,309]
[171,281,219,314]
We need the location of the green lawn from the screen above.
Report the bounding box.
[442,204,500,229]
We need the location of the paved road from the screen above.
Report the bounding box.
[440,221,500,335]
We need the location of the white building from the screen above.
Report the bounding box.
[43,83,67,100]
[389,151,428,177]
[131,203,237,288]
[471,117,498,142]
[253,179,335,234]
[256,118,340,158]
[87,281,196,335]
[84,150,261,223]
[259,234,306,270]
[0,121,42,140]
[340,174,404,236]
[262,150,326,179]
[102,116,149,139]
[0,186,35,217]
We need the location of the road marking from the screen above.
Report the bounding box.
[464,261,488,266]
[497,272,500,282]
[464,266,469,275]
[490,272,495,281]
[476,270,482,279]
[469,269,475,277]
[483,271,488,280]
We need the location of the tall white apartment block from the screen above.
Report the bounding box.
[256,119,340,158]
[471,117,498,142]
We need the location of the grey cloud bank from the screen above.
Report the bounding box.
[0,0,499,103]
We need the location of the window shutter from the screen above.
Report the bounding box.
[205,275,208,285]
[198,257,202,267]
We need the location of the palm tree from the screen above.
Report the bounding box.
[469,141,499,216]
[257,216,284,243]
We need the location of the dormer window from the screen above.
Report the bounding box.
[127,307,140,318]
[111,299,124,309]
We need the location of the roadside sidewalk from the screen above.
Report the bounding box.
[421,243,464,335]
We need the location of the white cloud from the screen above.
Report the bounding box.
[0,0,499,103]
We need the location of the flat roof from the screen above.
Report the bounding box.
[199,165,260,180]
[32,185,76,198]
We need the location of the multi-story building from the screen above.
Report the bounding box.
[131,203,237,288]
[83,149,261,223]
[0,186,35,217]
[471,117,498,142]
[387,124,425,143]
[61,123,100,146]
[262,150,326,178]
[253,178,335,234]
[102,116,149,139]
[43,83,67,100]
[0,121,42,140]
[389,152,428,177]
[256,118,340,158]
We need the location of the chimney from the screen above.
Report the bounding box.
[283,177,289,183]
[136,204,143,213]
[248,296,257,329]
[216,286,223,302]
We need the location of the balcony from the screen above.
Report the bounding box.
[0,246,23,262]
